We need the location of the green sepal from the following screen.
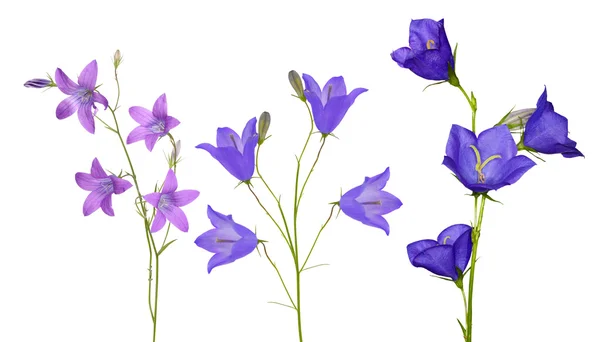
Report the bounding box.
[495,105,516,127]
[157,239,177,256]
[482,193,503,205]
[448,63,460,87]
[422,80,447,92]
[470,91,477,112]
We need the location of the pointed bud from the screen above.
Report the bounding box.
[24,78,52,89]
[258,111,271,145]
[496,108,535,131]
[171,140,181,161]
[113,49,122,69]
[288,70,305,101]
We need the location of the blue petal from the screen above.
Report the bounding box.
[445,125,476,165]
[241,117,258,146]
[407,239,437,264]
[436,224,471,245]
[411,244,458,280]
[216,127,242,150]
[302,73,322,99]
[452,228,473,272]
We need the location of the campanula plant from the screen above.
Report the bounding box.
[194,71,401,341]
[392,18,583,342]
[24,51,199,342]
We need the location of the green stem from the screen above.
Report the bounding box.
[261,242,296,309]
[301,204,336,272]
[465,196,486,342]
[456,84,477,134]
[247,184,293,253]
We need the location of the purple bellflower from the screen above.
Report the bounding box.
[127,94,180,152]
[443,124,536,193]
[407,224,472,281]
[391,19,454,81]
[195,205,258,274]
[75,158,133,216]
[196,117,258,182]
[302,74,367,134]
[144,169,200,233]
[339,167,402,235]
[55,60,109,134]
[523,87,584,158]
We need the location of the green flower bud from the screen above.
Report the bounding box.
[258,111,271,145]
[288,70,305,101]
[113,49,123,69]
[496,108,535,131]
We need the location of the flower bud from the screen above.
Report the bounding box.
[288,70,305,101]
[497,108,535,131]
[171,140,181,161]
[113,49,123,69]
[23,78,51,89]
[258,111,271,145]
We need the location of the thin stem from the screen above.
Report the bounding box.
[465,196,486,342]
[297,138,327,208]
[247,184,293,252]
[456,84,477,134]
[301,204,336,272]
[260,243,296,309]
[461,286,468,341]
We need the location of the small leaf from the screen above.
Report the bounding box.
[158,239,177,256]
[457,318,467,336]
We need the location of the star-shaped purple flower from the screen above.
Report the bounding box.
[144,169,199,233]
[391,18,454,81]
[55,60,109,134]
[443,124,536,193]
[75,158,133,216]
[302,74,367,134]
[407,224,472,281]
[339,167,402,235]
[195,205,258,274]
[127,93,180,152]
[196,117,258,182]
[523,87,584,158]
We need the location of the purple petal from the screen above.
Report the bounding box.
[75,172,100,191]
[164,116,180,133]
[321,76,347,104]
[305,91,325,130]
[216,128,242,150]
[407,239,438,264]
[498,155,536,185]
[110,176,133,194]
[171,190,200,207]
[436,224,471,245]
[54,68,78,95]
[196,144,250,181]
[100,195,114,216]
[161,205,189,232]
[90,158,108,178]
[144,192,161,208]
[411,244,458,280]
[452,228,473,272]
[318,95,346,133]
[230,224,258,260]
[365,191,402,216]
[195,229,235,254]
[302,73,322,97]
[92,92,109,109]
[150,211,167,233]
[241,117,258,146]
[207,253,236,274]
[207,205,235,230]
[240,135,258,181]
[126,126,151,144]
[83,190,106,216]
[364,167,391,190]
[408,19,443,51]
[56,95,79,119]
[153,94,168,120]
[162,169,178,194]
[144,134,160,152]
[445,125,477,163]
[456,145,478,185]
[391,47,413,67]
[129,106,155,126]
[77,102,95,134]
[363,214,391,235]
[477,125,517,164]
[78,60,98,90]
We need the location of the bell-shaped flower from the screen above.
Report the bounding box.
[442,124,535,193]
[302,73,367,134]
[195,117,258,182]
[55,60,109,134]
[391,18,454,81]
[126,93,180,152]
[143,169,200,233]
[195,205,258,273]
[407,224,472,281]
[339,167,402,235]
[523,87,584,158]
[75,158,132,216]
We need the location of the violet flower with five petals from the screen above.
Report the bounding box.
[302,74,367,134]
[443,124,535,193]
[75,158,132,216]
[196,117,258,182]
[127,94,180,152]
[144,169,199,233]
[407,224,472,281]
[195,205,258,273]
[55,60,109,134]
[339,167,402,235]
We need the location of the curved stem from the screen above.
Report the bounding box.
[456,84,477,134]
[247,184,293,252]
[260,242,296,309]
[297,138,326,209]
[301,204,336,272]
[465,196,486,342]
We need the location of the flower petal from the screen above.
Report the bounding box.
[77,102,95,134]
[216,127,242,150]
[445,125,477,163]
[78,60,98,90]
[411,244,458,280]
[230,224,258,260]
[240,135,258,181]
[75,172,100,191]
[195,229,235,254]
[144,134,160,151]
[477,125,517,163]
[153,94,168,120]
[407,239,437,264]
[150,211,167,233]
[54,68,78,95]
[321,76,347,103]
[364,167,390,190]
[365,191,402,216]
[206,205,236,231]
[196,144,247,181]
[143,192,161,208]
[305,91,325,131]
[207,252,236,274]
[498,155,535,186]
[164,116,180,132]
[453,228,472,272]
[129,106,155,126]
[436,224,471,245]
[126,126,151,144]
[100,195,114,216]
[110,176,133,194]
[302,73,322,97]
[92,92,109,110]
[90,158,108,178]
[241,117,258,146]
[83,190,105,216]
[363,214,391,235]
[162,169,178,194]
[161,205,189,232]
[56,95,79,119]
[171,190,200,207]
[391,47,413,67]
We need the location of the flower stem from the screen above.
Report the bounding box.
[465,195,486,342]
[456,84,477,134]
[301,204,337,272]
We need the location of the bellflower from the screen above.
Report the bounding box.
[195,205,258,273]
[523,87,584,158]
[55,60,109,134]
[24,78,51,88]
[302,74,367,134]
[127,94,180,152]
[443,124,536,193]
[391,18,454,81]
[144,169,200,233]
[407,224,472,281]
[196,117,258,182]
[339,167,402,235]
[75,158,133,216]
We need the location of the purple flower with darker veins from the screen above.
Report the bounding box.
[127,93,180,151]
[302,74,367,134]
[196,117,258,182]
[144,169,199,233]
[55,60,109,134]
[443,124,536,193]
[339,167,402,235]
[195,205,258,273]
[75,158,132,216]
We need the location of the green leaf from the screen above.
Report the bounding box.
[457,318,467,336]
[157,239,177,256]
[483,193,504,205]
[267,301,296,310]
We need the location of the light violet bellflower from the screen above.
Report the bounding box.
[442,124,536,193]
[195,205,258,274]
[391,18,454,81]
[407,224,472,281]
[339,167,402,235]
[55,60,109,134]
[523,87,584,158]
[302,74,367,134]
[144,169,200,233]
[127,93,180,152]
[75,158,133,216]
[195,117,258,182]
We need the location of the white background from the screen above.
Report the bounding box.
[1,1,599,341]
